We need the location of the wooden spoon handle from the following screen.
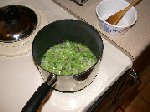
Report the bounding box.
[124,0,141,12]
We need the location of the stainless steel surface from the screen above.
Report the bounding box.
[46,74,57,86]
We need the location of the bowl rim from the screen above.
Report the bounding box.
[96,0,137,28]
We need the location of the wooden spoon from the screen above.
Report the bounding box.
[106,0,141,25]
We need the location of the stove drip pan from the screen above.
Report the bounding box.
[0,5,48,56]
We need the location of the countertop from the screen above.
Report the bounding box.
[53,0,150,61]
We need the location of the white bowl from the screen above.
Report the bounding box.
[96,0,137,35]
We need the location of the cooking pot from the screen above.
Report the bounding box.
[22,20,104,112]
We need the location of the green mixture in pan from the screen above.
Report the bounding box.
[41,41,97,76]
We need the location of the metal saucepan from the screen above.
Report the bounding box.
[22,20,104,112]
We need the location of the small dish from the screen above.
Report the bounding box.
[96,0,137,35]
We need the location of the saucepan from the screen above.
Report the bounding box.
[22,20,104,112]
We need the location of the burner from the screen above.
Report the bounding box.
[0,5,48,56]
[0,5,37,43]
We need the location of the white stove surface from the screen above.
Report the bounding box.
[0,0,132,112]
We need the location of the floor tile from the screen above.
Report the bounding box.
[147,80,150,87]
[139,81,150,103]
[116,108,124,112]
[139,64,150,90]
[125,94,150,112]
[125,64,150,112]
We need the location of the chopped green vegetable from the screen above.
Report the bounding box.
[41,41,97,76]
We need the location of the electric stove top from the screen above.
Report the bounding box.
[0,0,132,112]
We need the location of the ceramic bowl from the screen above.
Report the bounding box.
[96,0,137,35]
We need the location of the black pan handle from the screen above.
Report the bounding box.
[21,74,57,112]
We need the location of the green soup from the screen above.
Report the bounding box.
[41,41,97,76]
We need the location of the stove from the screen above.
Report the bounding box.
[0,0,132,112]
